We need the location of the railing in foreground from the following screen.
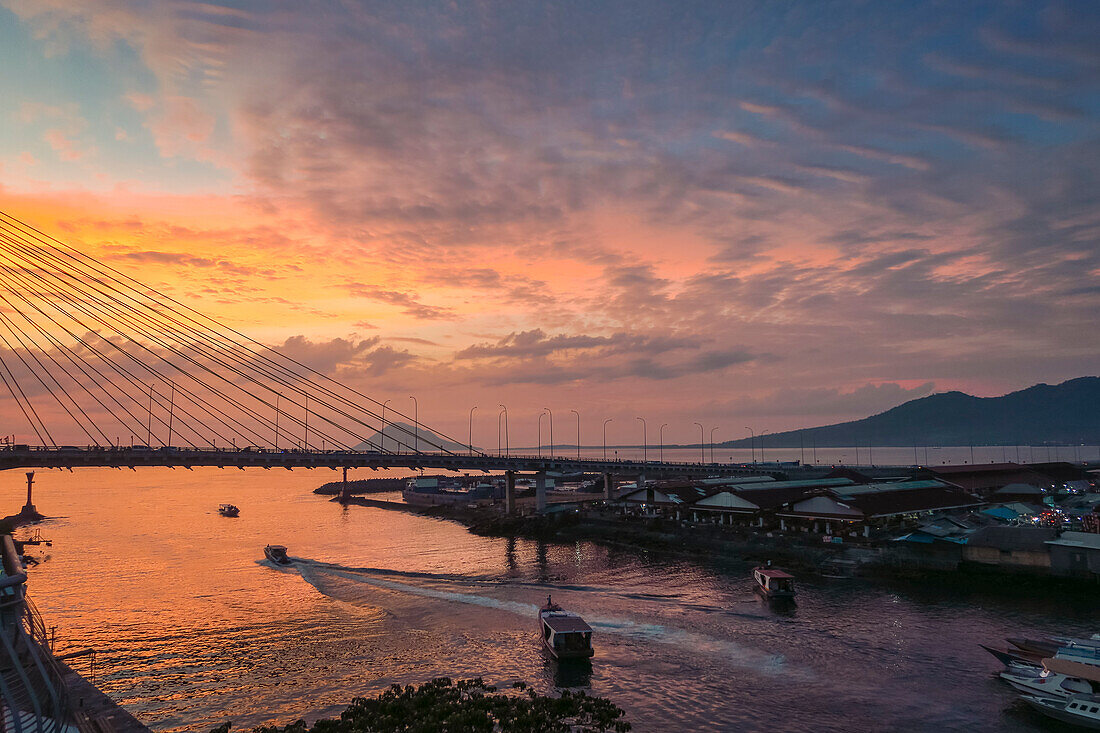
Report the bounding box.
[0,534,75,733]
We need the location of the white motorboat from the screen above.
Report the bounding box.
[1021,693,1100,729]
[1000,665,1092,698]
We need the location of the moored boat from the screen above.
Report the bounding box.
[264,544,291,565]
[218,503,240,517]
[1020,693,1100,729]
[1000,665,1093,698]
[753,564,795,600]
[538,595,594,660]
[980,643,1044,669]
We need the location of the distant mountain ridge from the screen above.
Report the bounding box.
[353,421,472,453]
[718,377,1100,448]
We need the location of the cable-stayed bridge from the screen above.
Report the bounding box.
[0,211,775,492]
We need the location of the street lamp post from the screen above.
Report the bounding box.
[499,404,509,456]
[538,412,545,457]
[745,427,755,464]
[659,423,668,462]
[570,409,580,460]
[409,396,418,453]
[760,431,767,464]
[602,418,613,460]
[468,406,477,456]
[544,407,554,457]
[636,417,647,463]
[694,422,704,463]
[710,426,718,463]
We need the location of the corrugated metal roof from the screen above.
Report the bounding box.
[968,526,1058,551]
[1046,531,1100,550]
[835,479,949,497]
[736,477,854,491]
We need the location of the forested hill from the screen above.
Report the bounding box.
[718,377,1100,448]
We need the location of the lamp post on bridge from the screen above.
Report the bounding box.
[146,383,156,446]
[710,426,718,463]
[498,404,509,457]
[570,409,580,460]
[274,393,280,451]
[544,408,553,458]
[636,417,647,463]
[538,412,545,457]
[694,422,704,463]
[760,430,767,464]
[409,396,418,453]
[659,423,668,462]
[468,406,476,456]
[167,384,175,449]
[745,427,755,464]
[602,418,613,460]
[381,399,391,452]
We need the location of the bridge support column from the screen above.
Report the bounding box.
[535,472,547,514]
[602,472,613,501]
[640,473,650,505]
[340,466,350,503]
[505,471,516,514]
[22,472,36,516]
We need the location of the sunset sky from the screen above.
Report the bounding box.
[1,0,1098,446]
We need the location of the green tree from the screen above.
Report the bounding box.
[212,678,630,733]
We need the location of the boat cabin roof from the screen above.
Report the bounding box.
[266,544,287,551]
[757,568,794,579]
[542,612,592,633]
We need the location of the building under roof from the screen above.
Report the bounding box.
[777,480,983,533]
[929,464,1054,495]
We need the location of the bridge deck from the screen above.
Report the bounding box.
[0,446,784,479]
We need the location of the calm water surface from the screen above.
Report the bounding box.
[5,468,1095,732]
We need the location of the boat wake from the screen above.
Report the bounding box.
[291,560,796,677]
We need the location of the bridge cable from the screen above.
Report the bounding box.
[0,211,475,455]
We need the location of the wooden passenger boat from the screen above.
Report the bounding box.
[753,565,795,600]
[264,544,292,565]
[218,503,240,517]
[538,596,594,660]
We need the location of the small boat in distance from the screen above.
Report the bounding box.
[264,544,291,565]
[753,563,796,600]
[218,504,240,517]
[538,595,594,660]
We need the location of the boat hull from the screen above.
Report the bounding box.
[1022,696,1100,730]
[980,644,1042,668]
[542,637,595,660]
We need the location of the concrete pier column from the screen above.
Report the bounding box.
[23,472,36,514]
[602,472,613,501]
[505,471,516,514]
[535,472,547,514]
[780,518,787,531]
